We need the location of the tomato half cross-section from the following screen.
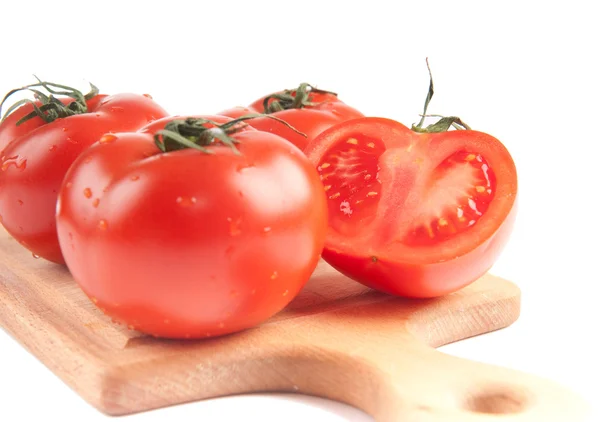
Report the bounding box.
[0,79,168,264]
[305,117,518,298]
[217,83,364,151]
[55,116,328,339]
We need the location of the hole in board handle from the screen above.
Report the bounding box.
[464,386,529,415]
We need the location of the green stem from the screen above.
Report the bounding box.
[262,83,337,114]
[411,59,471,133]
[154,114,307,154]
[0,77,99,125]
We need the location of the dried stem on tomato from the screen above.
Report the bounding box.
[411,59,471,133]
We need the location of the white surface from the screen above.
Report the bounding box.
[1,0,598,420]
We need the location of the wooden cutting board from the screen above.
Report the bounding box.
[0,229,589,421]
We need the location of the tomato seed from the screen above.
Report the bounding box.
[271,271,278,280]
[98,220,108,230]
[83,188,92,198]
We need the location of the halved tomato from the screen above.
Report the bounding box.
[304,117,517,298]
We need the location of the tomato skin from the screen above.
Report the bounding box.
[0,94,168,264]
[55,122,328,339]
[218,89,364,151]
[322,201,517,297]
[305,117,518,298]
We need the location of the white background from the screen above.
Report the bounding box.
[1,0,598,420]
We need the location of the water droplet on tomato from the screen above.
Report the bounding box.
[99,134,117,144]
[236,163,255,173]
[62,127,68,132]
[263,226,272,234]
[143,93,153,99]
[283,290,289,296]
[110,106,125,113]
[130,175,140,181]
[65,182,73,189]
[67,137,78,144]
[83,188,92,198]
[227,217,242,236]
[84,156,92,164]
[270,271,278,280]
[176,196,197,207]
[98,219,108,230]
[32,253,40,259]
[49,145,57,152]
[1,155,27,172]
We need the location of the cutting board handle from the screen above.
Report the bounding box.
[357,344,591,421]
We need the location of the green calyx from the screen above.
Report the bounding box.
[262,83,337,114]
[411,59,471,133]
[0,77,99,126]
[154,114,306,154]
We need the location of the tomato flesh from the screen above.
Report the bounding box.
[404,151,496,246]
[317,134,385,236]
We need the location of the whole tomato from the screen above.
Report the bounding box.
[55,115,328,339]
[218,83,364,151]
[0,80,168,264]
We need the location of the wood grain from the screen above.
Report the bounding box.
[0,229,590,421]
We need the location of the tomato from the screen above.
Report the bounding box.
[0,80,168,264]
[304,117,517,298]
[217,83,364,151]
[55,116,328,339]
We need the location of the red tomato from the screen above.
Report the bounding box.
[305,117,517,298]
[0,82,168,264]
[217,83,364,151]
[55,116,328,339]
